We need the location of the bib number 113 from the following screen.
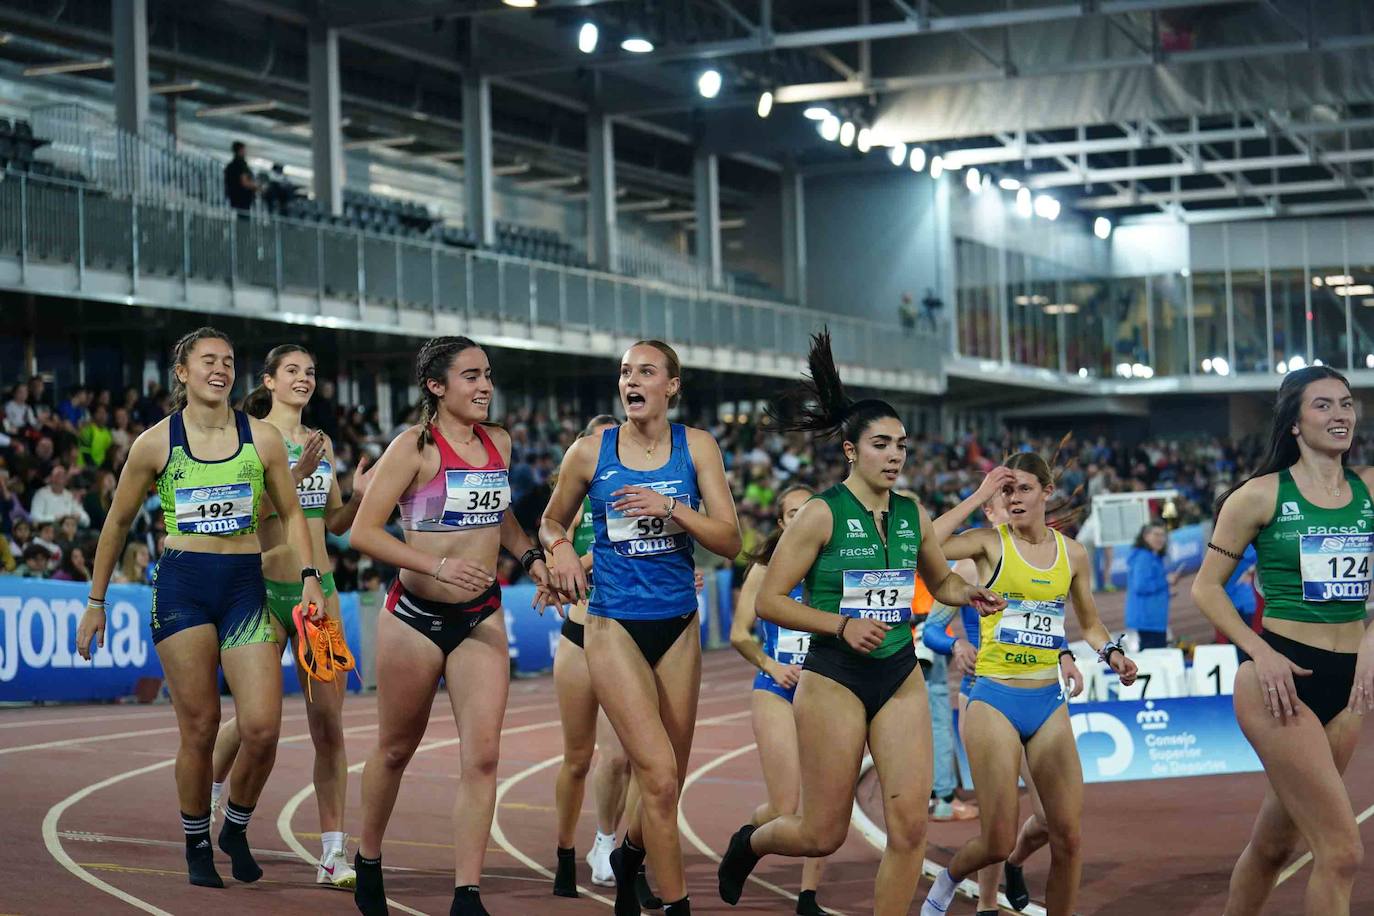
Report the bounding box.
[864,588,901,608]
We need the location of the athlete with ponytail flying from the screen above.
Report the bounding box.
[210,344,373,889]
[1194,366,1374,916]
[717,330,1004,916]
[76,327,324,891]
[348,336,552,916]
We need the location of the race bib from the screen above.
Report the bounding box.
[840,568,915,624]
[995,597,1067,650]
[775,628,811,661]
[605,491,691,557]
[174,482,253,535]
[441,469,510,529]
[1299,533,1374,602]
[294,458,331,510]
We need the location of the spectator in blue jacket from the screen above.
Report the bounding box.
[1125,522,1179,649]
[1223,543,1258,628]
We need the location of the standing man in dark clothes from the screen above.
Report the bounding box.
[224,141,257,211]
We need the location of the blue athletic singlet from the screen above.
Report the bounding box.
[586,424,700,620]
[758,585,810,666]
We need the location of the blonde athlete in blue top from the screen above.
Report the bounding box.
[922,453,1136,916]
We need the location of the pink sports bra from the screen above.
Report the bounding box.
[398,424,511,532]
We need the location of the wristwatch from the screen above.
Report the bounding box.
[300,566,323,584]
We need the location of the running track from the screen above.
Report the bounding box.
[6,589,1374,915]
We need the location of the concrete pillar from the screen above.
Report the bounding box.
[694,151,722,287]
[113,0,149,135]
[463,75,495,247]
[308,21,344,216]
[587,109,618,270]
[780,163,806,305]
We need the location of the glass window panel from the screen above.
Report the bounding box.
[1349,258,1374,369]
[1270,268,1308,370]
[1231,269,1268,374]
[1151,272,1189,378]
[1310,265,1350,369]
[1191,272,1227,376]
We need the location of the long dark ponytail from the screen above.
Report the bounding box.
[168,327,234,412]
[240,344,315,419]
[766,328,899,443]
[415,335,482,451]
[1215,365,1352,514]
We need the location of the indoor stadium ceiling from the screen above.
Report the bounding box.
[1,0,1373,223]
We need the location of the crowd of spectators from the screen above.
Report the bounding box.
[6,370,1354,600]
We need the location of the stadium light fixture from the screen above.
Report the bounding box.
[856,127,872,153]
[930,155,944,179]
[965,167,981,192]
[889,142,907,167]
[698,69,722,99]
[909,147,926,172]
[999,177,1021,191]
[151,80,202,94]
[1366,353,1374,369]
[756,90,773,118]
[1289,354,1307,370]
[1212,356,1230,376]
[1277,360,1287,374]
[1202,358,1213,373]
[1115,362,1132,378]
[1313,358,1324,366]
[1094,216,1112,239]
[621,37,654,53]
[578,23,599,53]
[1034,195,1060,220]
[1015,187,1033,218]
[502,0,537,7]
[803,106,830,120]
[839,121,856,147]
[1077,367,1089,378]
[819,115,840,142]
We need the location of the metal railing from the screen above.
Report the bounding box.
[0,169,943,377]
[29,103,226,210]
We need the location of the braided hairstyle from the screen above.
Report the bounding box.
[169,327,234,412]
[241,344,314,419]
[414,335,482,452]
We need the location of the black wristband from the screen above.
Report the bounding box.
[1104,646,1123,663]
[1058,648,1075,660]
[520,547,545,574]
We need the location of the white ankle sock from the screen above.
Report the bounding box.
[321,831,345,857]
[595,831,616,846]
[210,781,225,808]
[927,868,958,910]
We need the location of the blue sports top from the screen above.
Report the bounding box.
[586,424,701,620]
[758,585,808,665]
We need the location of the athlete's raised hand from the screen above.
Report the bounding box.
[974,465,1017,505]
[434,556,496,594]
[611,484,674,518]
[1060,653,1085,697]
[1253,644,1311,720]
[841,617,890,654]
[1347,633,1374,715]
[76,600,106,661]
[548,540,588,603]
[968,585,1006,616]
[1109,650,1138,688]
[294,429,327,482]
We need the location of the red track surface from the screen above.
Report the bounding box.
[5,620,1374,915]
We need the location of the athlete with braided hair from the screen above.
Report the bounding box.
[348,336,552,916]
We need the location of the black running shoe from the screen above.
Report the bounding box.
[1004,861,1030,911]
[717,824,760,906]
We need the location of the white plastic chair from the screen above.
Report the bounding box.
[1188,643,1241,696]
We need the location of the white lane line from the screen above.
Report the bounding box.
[0,704,382,731]
[488,754,617,908]
[41,720,378,916]
[1,725,182,756]
[849,755,1048,916]
[1275,799,1374,885]
[276,717,569,916]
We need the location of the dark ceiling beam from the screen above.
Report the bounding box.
[325,0,622,30]
[486,0,1256,77]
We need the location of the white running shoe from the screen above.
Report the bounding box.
[587,833,616,887]
[317,845,357,889]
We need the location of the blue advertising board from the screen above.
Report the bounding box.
[0,578,161,702]
[1070,694,1261,782]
